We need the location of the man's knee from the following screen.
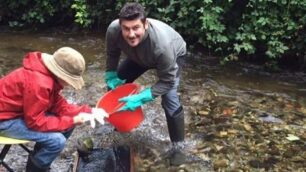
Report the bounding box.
[161,95,181,115]
[48,133,66,151]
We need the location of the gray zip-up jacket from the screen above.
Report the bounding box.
[106,18,186,97]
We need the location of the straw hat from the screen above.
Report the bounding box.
[42,47,85,90]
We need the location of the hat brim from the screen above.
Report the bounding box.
[42,53,84,90]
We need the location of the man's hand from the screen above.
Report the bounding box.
[104,71,126,90]
[119,88,155,111]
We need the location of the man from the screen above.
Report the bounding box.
[104,2,187,165]
[0,47,109,171]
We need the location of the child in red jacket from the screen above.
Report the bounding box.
[0,47,108,171]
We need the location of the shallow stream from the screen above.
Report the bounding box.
[0,31,305,172]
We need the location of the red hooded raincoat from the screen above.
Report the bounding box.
[0,52,91,132]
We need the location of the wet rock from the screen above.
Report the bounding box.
[242,123,253,132]
[203,133,216,141]
[190,95,204,104]
[249,158,278,170]
[283,146,300,158]
[268,145,281,155]
[259,113,283,123]
[248,159,265,169]
[213,159,229,169]
[291,155,305,163]
[213,116,230,124]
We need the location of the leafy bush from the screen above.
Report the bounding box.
[146,0,305,65]
[1,0,72,27]
[1,0,305,67]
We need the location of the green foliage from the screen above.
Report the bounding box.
[197,4,228,49]
[1,0,306,67]
[143,0,306,67]
[4,0,56,27]
[232,0,298,59]
[2,0,72,27]
[71,0,92,27]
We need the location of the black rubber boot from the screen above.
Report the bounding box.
[165,106,186,166]
[165,106,185,142]
[169,143,186,166]
[26,155,50,172]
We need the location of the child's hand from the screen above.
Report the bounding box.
[73,108,109,128]
[74,113,96,128]
[91,108,109,125]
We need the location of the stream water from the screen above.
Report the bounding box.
[0,30,305,172]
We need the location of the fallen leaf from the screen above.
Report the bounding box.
[243,123,252,132]
[198,110,209,116]
[286,134,300,141]
[219,131,228,137]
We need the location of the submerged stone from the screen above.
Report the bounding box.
[259,113,283,123]
[75,146,132,172]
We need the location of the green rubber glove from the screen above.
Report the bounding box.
[104,71,125,90]
[119,88,155,111]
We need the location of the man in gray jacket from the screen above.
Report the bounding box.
[104,2,186,165]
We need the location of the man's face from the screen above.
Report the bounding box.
[120,19,148,47]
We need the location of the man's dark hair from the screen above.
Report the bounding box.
[119,2,146,23]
